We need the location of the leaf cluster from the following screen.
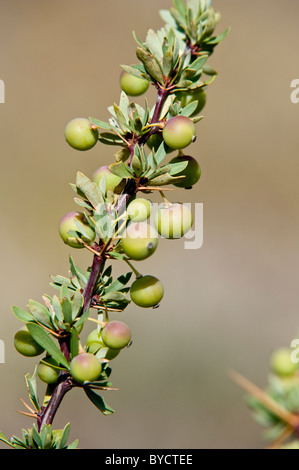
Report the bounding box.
[0,423,77,449]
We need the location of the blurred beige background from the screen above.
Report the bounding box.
[1,0,299,449]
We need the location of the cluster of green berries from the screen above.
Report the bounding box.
[14,72,205,388]
[13,321,132,385]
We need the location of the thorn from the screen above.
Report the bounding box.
[228,369,299,429]
[20,398,35,414]
[17,410,38,418]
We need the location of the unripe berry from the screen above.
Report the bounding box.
[169,155,201,189]
[37,357,60,384]
[175,89,207,116]
[270,348,298,377]
[120,71,149,97]
[65,118,98,151]
[146,133,173,154]
[14,328,45,357]
[70,352,102,384]
[85,329,120,360]
[121,222,158,261]
[154,203,193,239]
[130,275,164,308]
[127,198,152,222]
[59,211,96,249]
[92,166,123,192]
[102,321,131,350]
[162,116,196,150]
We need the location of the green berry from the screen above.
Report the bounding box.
[120,72,149,96]
[127,198,152,222]
[270,348,298,377]
[70,353,102,384]
[162,116,196,150]
[92,166,123,192]
[14,328,45,357]
[59,211,96,249]
[169,155,201,189]
[130,275,164,308]
[175,89,207,116]
[121,222,158,261]
[85,329,120,360]
[65,118,98,151]
[102,321,131,350]
[37,357,60,384]
[154,203,193,239]
[146,133,173,154]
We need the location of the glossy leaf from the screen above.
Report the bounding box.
[11,305,33,323]
[84,388,115,415]
[25,366,40,412]
[26,322,70,370]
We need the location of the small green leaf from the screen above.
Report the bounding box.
[62,298,72,324]
[71,289,84,320]
[52,296,64,324]
[204,27,231,45]
[69,256,88,286]
[88,117,111,130]
[145,29,163,62]
[113,103,130,132]
[105,272,132,293]
[147,165,171,181]
[160,94,176,120]
[73,307,90,328]
[153,141,168,166]
[180,100,199,117]
[162,48,174,77]
[27,300,53,329]
[202,63,218,75]
[76,171,103,210]
[136,48,164,84]
[60,283,71,302]
[148,173,185,186]
[174,0,187,18]
[0,431,14,448]
[168,160,189,175]
[99,133,124,146]
[121,64,151,81]
[114,147,130,164]
[57,423,71,449]
[84,388,115,415]
[73,197,93,211]
[26,323,70,370]
[169,6,187,29]
[11,305,33,323]
[131,154,143,178]
[101,291,128,302]
[189,54,209,72]
[118,92,130,121]
[70,328,79,360]
[109,162,134,179]
[50,275,76,292]
[159,9,178,30]
[132,30,146,48]
[25,367,40,412]
[66,439,79,449]
[108,251,127,261]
